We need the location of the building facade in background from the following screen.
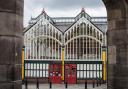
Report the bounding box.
[23,8,107,84]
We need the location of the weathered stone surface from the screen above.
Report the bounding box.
[103,0,128,89]
[0,13,23,37]
[0,37,22,64]
[107,29,127,46]
[108,46,116,64]
[0,0,24,16]
[0,83,13,89]
[0,0,23,89]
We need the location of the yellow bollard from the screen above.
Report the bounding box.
[102,51,107,81]
[22,47,25,80]
[61,48,64,80]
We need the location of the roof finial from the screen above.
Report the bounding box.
[81,7,85,12]
[42,8,45,13]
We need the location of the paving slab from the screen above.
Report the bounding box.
[22,83,107,89]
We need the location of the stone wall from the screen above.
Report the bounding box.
[0,0,23,89]
[103,0,128,89]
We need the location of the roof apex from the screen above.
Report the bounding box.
[81,7,85,12]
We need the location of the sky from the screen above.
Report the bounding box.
[24,0,107,27]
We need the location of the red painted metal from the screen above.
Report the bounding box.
[49,64,62,84]
[65,64,77,84]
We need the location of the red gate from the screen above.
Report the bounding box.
[65,64,77,84]
[49,64,62,83]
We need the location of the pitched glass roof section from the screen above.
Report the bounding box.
[24,8,107,33]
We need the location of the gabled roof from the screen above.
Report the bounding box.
[24,8,106,34]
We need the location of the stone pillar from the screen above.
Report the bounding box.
[103,0,128,89]
[0,0,23,89]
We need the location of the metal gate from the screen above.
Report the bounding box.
[23,10,107,83]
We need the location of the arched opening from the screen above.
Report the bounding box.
[0,0,128,89]
[22,0,127,86]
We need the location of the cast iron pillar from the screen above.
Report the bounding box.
[0,0,24,89]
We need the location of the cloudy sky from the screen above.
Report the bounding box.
[24,0,107,27]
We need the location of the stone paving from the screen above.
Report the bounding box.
[22,83,107,89]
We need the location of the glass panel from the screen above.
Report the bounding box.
[90,64,93,70]
[33,70,36,77]
[43,71,45,77]
[80,71,83,78]
[97,65,99,70]
[84,71,86,78]
[40,64,42,69]
[100,64,102,70]
[100,71,102,78]
[40,70,42,77]
[31,70,33,77]
[77,64,79,70]
[27,70,30,77]
[94,64,96,70]
[87,64,89,70]
[25,64,28,69]
[43,64,46,70]
[94,71,96,78]
[46,71,49,77]
[37,64,39,69]
[46,64,49,69]
[34,64,36,69]
[90,71,93,78]
[37,70,39,77]
[87,71,89,78]
[96,71,99,78]
[28,63,30,69]
[80,64,83,70]
[84,64,86,70]
[77,71,80,78]
[31,64,33,69]
[25,70,27,77]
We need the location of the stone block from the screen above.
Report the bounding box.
[107,29,127,45]
[108,46,117,64]
[0,64,15,82]
[13,81,22,89]
[0,37,22,64]
[0,0,15,12]
[108,9,122,20]
[0,13,23,36]
[0,82,13,89]
[0,65,8,81]
[14,64,22,81]
[0,0,24,16]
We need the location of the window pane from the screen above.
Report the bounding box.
[46,64,49,69]
[77,71,80,78]
[37,64,39,69]
[46,71,48,77]
[77,64,79,70]
[84,71,86,78]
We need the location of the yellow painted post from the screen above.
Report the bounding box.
[22,47,25,80]
[61,48,64,81]
[102,51,107,81]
